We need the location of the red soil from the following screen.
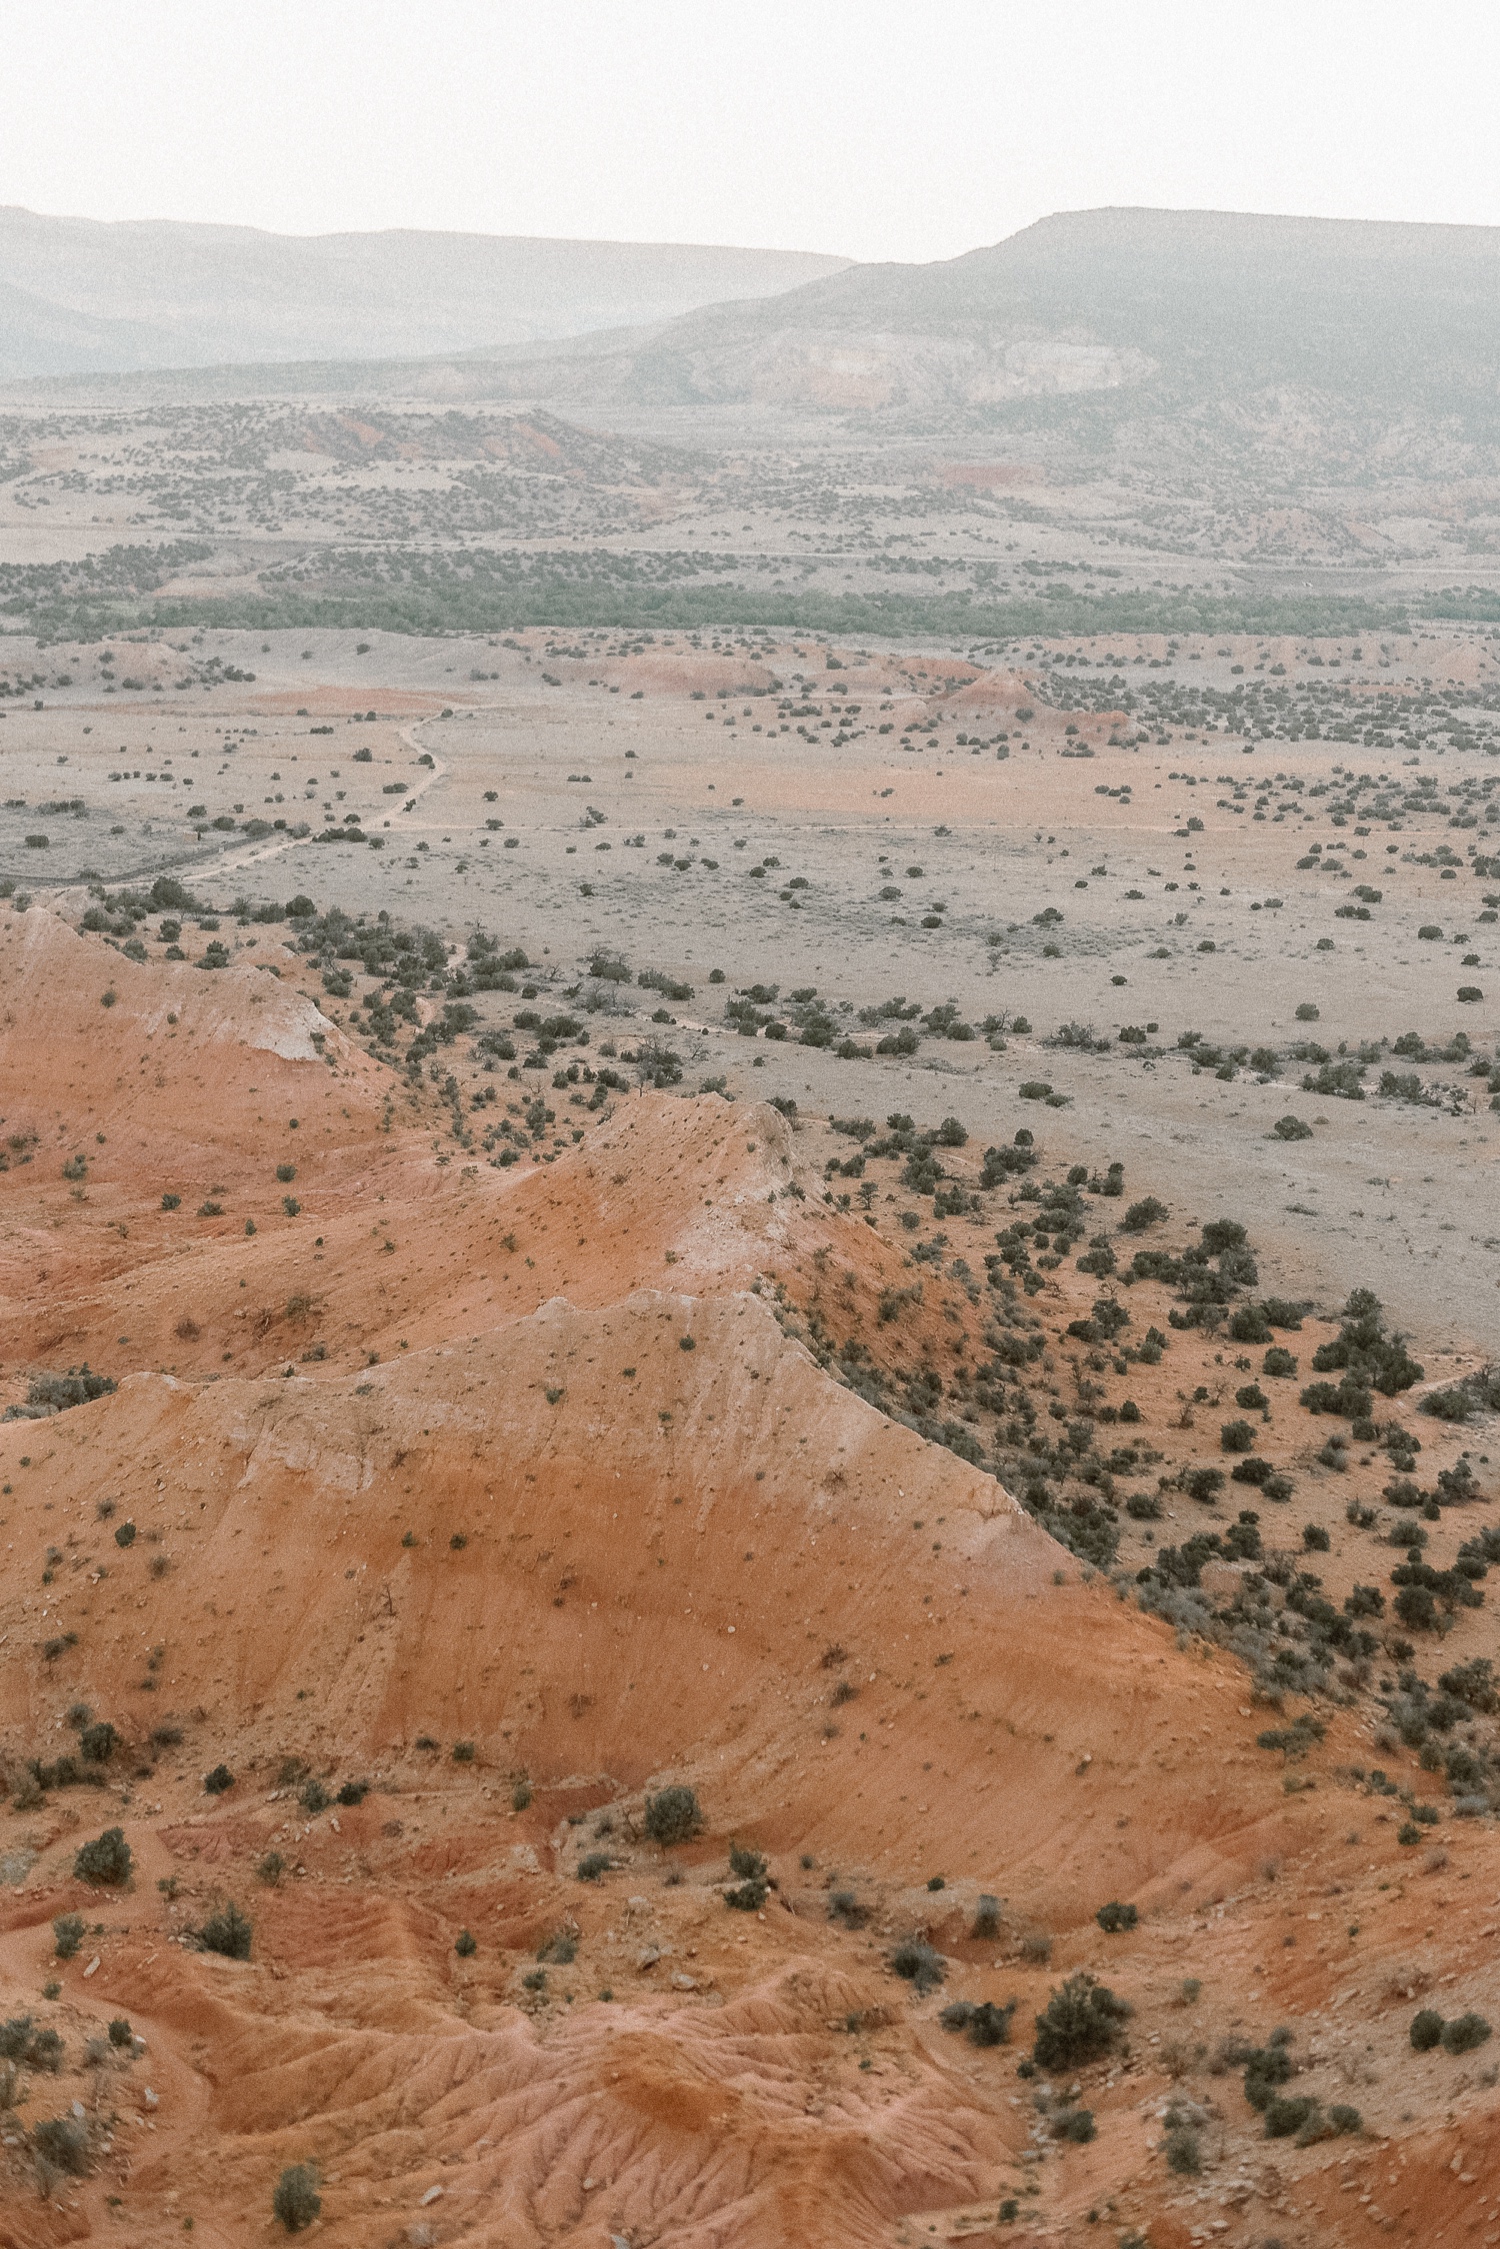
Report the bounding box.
[0,911,1496,2247]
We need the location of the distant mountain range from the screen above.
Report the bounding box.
[0,206,852,378]
[9,207,1500,470]
[464,207,1500,438]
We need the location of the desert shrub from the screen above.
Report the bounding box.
[1311,1287,1422,1403]
[454,1929,477,1957]
[576,1850,612,1881]
[1121,1197,1168,1233]
[77,1720,116,1765]
[943,1997,1015,2046]
[299,1778,330,1814]
[725,1844,769,1910]
[1,2016,63,2071]
[511,1779,533,1812]
[52,1913,85,1960]
[1394,1585,1439,1632]
[1095,1899,1138,1933]
[108,2016,133,2047]
[73,1828,131,1886]
[1264,2094,1318,2138]
[1442,2011,1492,2054]
[12,1365,116,1418]
[1056,2106,1096,2143]
[197,1903,252,1959]
[1165,2124,1202,2173]
[643,1784,702,1846]
[273,2165,322,2232]
[1228,1303,1271,1343]
[966,1998,1015,2046]
[890,1939,946,1995]
[1410,2008,1445,2050]
[1033,1973,1131,2068]
[257,1851,285,1886]
[1256,1715,1325,1759]
[1328,2103,1363,2134]
[1439,1658,1499,1713]
[204,1763,234,1795]
[1220,1419,1255,1454]
[828,1889,870,1928]
[32,2115,91,2175]
[972,1893,1002,1940]
[1263,1346,1297,1378]
[336,1779,368,1806]
[1242,2029,1294,2108]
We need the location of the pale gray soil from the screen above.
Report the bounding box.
[4,620,1498,1358]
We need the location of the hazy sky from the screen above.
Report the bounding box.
[8,0,1500,262]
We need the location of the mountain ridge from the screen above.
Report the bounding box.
[0,203,853,378]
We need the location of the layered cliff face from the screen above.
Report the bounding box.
[0,908,1496,2249]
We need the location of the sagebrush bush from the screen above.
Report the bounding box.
[890,1939,946,1995]
[52,1913,85,1960]
[1,2016,63,2070]
[197,1903,252,1960]
[1243,2028,1295,2106]
[73,1828,131,1886]
[643,1785,702,1846]
[1165,2124,1202,2174]
[1442,2011,1492,2054]
[273,2165,321,2232]
[32,2115,90,2176]
[1033,1973,1131,2067]
[725,1844,769,1910]
[1264,2093,1318,2138]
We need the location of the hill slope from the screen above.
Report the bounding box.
[440,206,1500,443]
[1,908,1499,2245]
[0,205,852,378]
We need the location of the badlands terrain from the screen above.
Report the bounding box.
[0,626,1499,2249]
[1,207,1500,2248]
